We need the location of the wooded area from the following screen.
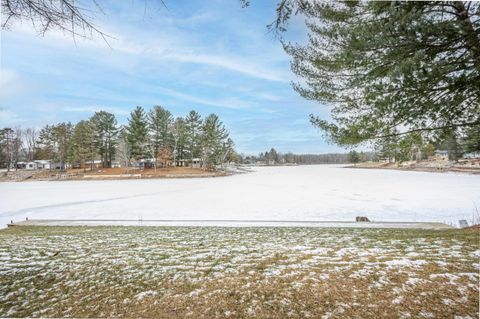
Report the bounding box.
[0,107,236,172]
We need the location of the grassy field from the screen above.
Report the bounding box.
[0,226,478,318]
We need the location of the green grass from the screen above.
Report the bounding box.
[0,226,478,318]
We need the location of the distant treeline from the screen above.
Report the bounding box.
[242,148,375,165]
[289,152,375,164]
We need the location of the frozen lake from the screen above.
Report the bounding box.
[0,165,479,228]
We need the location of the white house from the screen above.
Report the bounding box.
[34,160,51,170]
[433,150,449,159]
[25,162,39,170]
[191,158,202,168]
[111,161,121,168]
[463,151,480,159]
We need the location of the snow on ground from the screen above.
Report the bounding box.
[0,165,479,228]
[0,227,478,317]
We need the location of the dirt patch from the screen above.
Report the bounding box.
[72,167,210,176]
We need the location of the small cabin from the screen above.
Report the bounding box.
[34,160,51,170]
[191,158,201,168]
[175,159,186,167]
[463,152,480,159]
[25,162,39,170]
[433,150,449,160]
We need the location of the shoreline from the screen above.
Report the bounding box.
[5,219,453,229]
[345,163,480,175]
[0,168,239,183]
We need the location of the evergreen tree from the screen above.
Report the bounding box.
[36,122,73,170]
[266,148,279,164]
[201,114,229,169]
[394,133,425,163]
[68,120,96,172]
[36,125,55,161]
[52,122,73,170]
[445,130,462,161]
[278,1,479,146]
[184,110,203,165]
[434,128,462,161]
[462,125,480,153]
[397,138,414,164]
[375,135,400,163]
[90,111,118,168]
[348,150,360,165]
[126,106,149,161]
[148,105,173,165]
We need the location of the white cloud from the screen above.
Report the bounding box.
[158,88,254,109]
[5,17,290,83]
[0,68,25,98]
[159,52,288,83]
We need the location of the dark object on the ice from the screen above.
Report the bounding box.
[356,216,370,222]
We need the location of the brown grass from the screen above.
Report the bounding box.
[69,166,214,176]
[0,227,478,318]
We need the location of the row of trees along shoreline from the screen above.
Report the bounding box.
[2,115,478,172]
[241,124,480,167]
[0,106,236,172]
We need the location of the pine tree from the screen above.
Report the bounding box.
[201,114,229,169]
[148,105,173,167]
[126,106,149,161]
[52,122,73,170]
[36,125,55,161]
[279,1,479,146]
[37,123,73,170]
[68,120,95,172]
[266,148,278,164]
[348,150,360,166]
[90,111,118,168]
[184,110,202,165]
[375,135,400,163]
[462,125,480,153]
[436,128,462,161]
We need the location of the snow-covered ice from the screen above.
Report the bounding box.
[0,165,479,228]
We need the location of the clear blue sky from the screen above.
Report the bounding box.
[0,0,345,155]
